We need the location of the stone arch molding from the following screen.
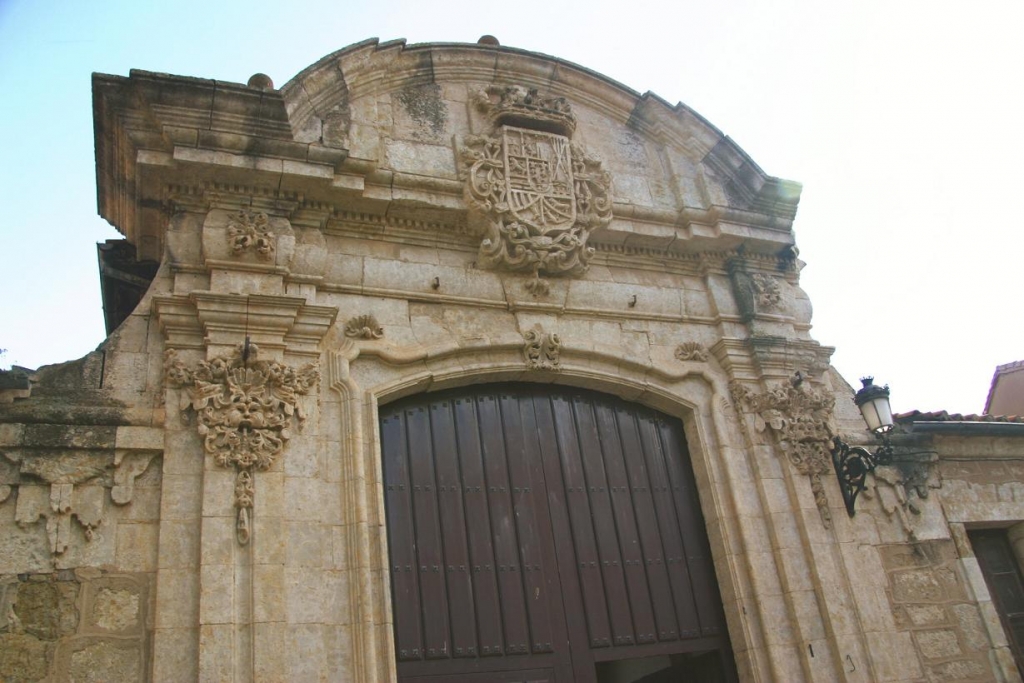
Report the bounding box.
[322,333,784,681]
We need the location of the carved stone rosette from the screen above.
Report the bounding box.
[227,209,275,260]
[523,327,561,370]
[461,88,611,285]
[731,378,837,527]
[164,344,318,544]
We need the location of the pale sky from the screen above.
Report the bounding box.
[1,0,1021,415]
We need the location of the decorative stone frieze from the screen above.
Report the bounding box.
[164,344,319,544]
[731,377,837,527]
[461,86,612,287]
[0,450,156,556]
[523,327,561,370]
[344,314,384,340]
[226,209,275,260]
[675,342,710,362]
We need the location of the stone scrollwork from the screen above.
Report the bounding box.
[344,314,384,340]
[164,344,319,544]
[523,327,561,371]
[461,88,612,287]
[227,209,275,260]
[731,377,837,527]
[675,342,709,362]
[1,450,156,556]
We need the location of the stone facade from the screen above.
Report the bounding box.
[1,37,1022,681]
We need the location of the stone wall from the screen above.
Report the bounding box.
[880,540,994,681]
[0,570,152,682]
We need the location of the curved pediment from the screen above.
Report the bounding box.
[93,37,801,265]
[280,39,800,234]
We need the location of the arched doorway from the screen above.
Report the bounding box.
[379,384,737,682]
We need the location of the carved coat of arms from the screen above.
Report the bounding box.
[462,89,612,280]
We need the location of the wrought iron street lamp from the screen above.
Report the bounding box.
[831,377,895,516]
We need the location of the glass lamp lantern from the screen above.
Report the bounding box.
[854,377,893,434]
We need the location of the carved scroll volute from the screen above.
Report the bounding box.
[461,86,612,292]
[164,344,319,545]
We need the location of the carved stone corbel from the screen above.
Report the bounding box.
[164,344,319,544]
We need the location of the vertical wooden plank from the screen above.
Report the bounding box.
[429,398,477,659]
[615,406,680,644]
[591,401,657,646]
[636,414,701,639]
[549,394,613,649]
[498,393,555,656]
[380,408,424,661]
[452,396,504,659]
[572,396,636,648]
[658,419,722,635]
[476,392,532,657]
[531,392,600,683]
[405,405,451,659]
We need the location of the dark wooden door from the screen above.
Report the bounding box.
[380,385,735,683]
[969,529,1024,672]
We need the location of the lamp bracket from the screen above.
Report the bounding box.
[831,436,892,517]
[831,434,940,517]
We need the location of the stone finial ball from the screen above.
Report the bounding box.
[247,73,274,89]
[477,35,500,46]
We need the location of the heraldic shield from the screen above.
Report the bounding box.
[462,125,612,278]
[503,127,576,232]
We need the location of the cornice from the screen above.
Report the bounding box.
[95,39,801,264]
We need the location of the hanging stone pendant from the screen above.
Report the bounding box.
[235,469,254,545]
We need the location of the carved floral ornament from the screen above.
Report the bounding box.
[730,378,838,527]
[750,274,781,310]
[165,344,319,544]
[461,86,612,290]
[227,209,275,260]
[523,327,561,370]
